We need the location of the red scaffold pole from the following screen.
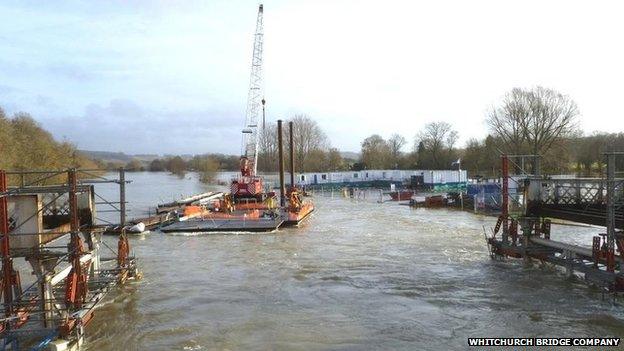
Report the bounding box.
[0,170,14,320]
[65,169,87,309]
[501,155,510,243]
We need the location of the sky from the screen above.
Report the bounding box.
[1,0,623,155]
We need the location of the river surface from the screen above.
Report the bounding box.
[84,172,623,350]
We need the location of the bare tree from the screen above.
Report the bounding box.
[287,114,329,172]
[388,134,406,169]
[257,122,278,172]
[487,86,579,156]
[258,115,332,172]
[415,121,458,169]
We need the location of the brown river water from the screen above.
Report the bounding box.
[81,172,623,350]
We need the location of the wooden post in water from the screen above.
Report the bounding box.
[277,120,285,207]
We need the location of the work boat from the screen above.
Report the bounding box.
[389,190,415,201]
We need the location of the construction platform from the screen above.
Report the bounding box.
[159,200,315,233]
[487,217,624,291]
[486,153,624,294]
[0,168,140,350]
[161,217,284,233]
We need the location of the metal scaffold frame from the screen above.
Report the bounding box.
[487,153,624,295]
[0,168,139,350]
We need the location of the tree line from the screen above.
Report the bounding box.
[253,87,623,177]
[354,87,623,177]
[98,154,237,183]
[256,115,348,173]
[3,86,622,182]
[106,154,239,173]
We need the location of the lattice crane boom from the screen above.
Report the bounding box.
[240,4,264,177]
[231,4,265,199]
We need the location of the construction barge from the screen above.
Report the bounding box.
[105,5,313,237]
[156,5,313,234]
[159,119,314,234]
[103,192,224,235]
[0,169,140,351]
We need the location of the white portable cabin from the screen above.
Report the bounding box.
[422,170,467,185]
[295,169,467,186]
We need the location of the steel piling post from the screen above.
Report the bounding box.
[278,120,285,207]
[606,153,616,271]
[502,155,509,244]
[119,167,126,228]
[289,121,295,189]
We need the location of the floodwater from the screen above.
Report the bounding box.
[85,172,624,350]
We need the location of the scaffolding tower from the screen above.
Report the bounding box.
[0,168,140,350]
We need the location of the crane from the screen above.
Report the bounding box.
[232,4,265,199]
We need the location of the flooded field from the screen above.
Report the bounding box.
[86,172,624,350]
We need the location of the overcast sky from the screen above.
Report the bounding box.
[1,0,623,155]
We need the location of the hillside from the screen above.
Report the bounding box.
[0,108,99,182]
